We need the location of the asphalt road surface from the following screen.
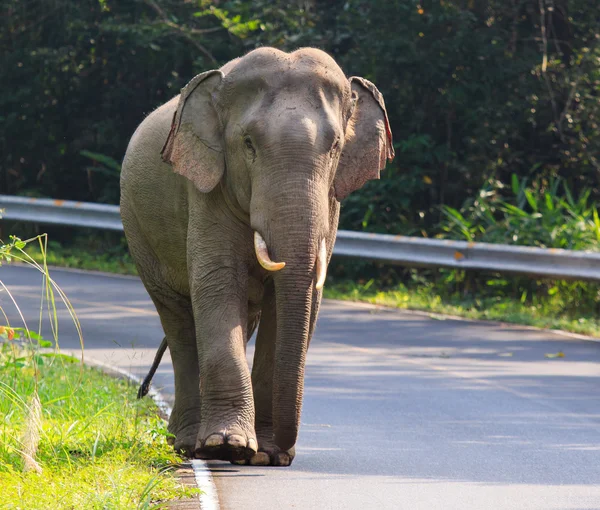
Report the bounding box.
[4,265,600,510]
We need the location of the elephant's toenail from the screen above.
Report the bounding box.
[275,452,291,466]
[250,452,270,466]
[226,434,246,448]
[204,434,225,448]
[247,438,258,452]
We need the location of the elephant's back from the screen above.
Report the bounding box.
[121,95,191,281]
[121,95,179,197]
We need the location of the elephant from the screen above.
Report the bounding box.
[120,47,394,467]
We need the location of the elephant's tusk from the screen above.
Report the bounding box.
[315,238,327,290]
[254,231,286,271]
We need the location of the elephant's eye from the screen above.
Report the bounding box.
[244,136,255,153]
[243,136,256,162]
[330,138,340,158]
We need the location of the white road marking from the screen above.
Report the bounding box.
[191,459,221,510]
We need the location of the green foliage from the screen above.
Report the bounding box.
[440,175,600,250]
[25,238,138,276]
[326,178,600,334]
[1,0,245,202]
[324,273,600,338]
[433,177,600,319]
[3,0,600,227]
[315,0,600,234]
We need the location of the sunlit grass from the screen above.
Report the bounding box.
[24,242,138,276]
[324,278,600,337]
[0,234,197,509]
[0,353,197,509]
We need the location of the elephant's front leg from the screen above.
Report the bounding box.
[191,266,258,462]
[240,280,295,466]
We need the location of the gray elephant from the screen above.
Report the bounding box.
[120,47,393,466]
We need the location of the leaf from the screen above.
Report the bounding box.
[40,353,80,363]
[564,184,575,208]
[22,330,43,341]
[500,203,529,218]
[544,351,565,359]
[524,189,538,211]
[79,150,122,172]
[511,173,519,195]
[592,208,600,242]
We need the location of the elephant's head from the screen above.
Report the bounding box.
[161,48,394,450]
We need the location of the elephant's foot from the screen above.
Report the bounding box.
[232,434,295,467]
[195,422,258,462]
[167,407,201,458]
[169,421,201,458]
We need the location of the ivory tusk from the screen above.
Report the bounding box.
[315,238,327,290]
[254,231,286,272]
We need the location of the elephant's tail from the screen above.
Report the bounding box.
[137,337,168,399]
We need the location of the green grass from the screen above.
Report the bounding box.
[0,343,198,509]
[324,278,600,338]
[24,242,138,276]
[0,235,197,509]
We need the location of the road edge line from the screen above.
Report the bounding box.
[73,354,221,510]
[191,460,220,510]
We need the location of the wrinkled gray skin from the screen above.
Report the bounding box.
[120,47,393,466]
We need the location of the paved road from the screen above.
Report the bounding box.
[4,265,600,510]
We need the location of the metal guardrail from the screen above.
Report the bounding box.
[2,195,600,281]
[0,195,123,231]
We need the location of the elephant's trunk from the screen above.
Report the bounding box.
[253,178,328,451]
[250,119,332,449]
[272,269,314,450]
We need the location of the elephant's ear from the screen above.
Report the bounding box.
[161,70,224,193]
[333,77,394,201]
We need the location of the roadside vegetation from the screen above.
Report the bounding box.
[325,275,600,337]
[0,235,198,509]
[328,175,600,337]
[25,236,138,276]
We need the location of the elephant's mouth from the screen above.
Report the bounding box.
[253,231,327,290]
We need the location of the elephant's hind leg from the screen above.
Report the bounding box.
[152,297,200,457]
[127,237,201,456]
